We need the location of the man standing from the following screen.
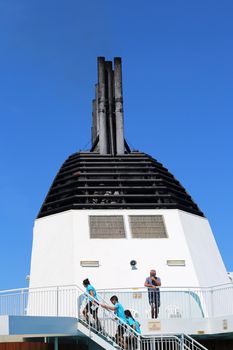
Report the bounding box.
[82,278,102,331]
[144,270,161,319]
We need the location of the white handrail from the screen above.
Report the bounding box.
[0,282,232,295]
[0,283,233,320]
[97,282,233,291]
[0,285,209,350]
[79,291,205,350]
[183,334,208,350]
[78,289,142,350]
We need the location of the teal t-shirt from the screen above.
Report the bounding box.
[127,317,141,334]
[114,302,127,323]
[86,284,98,301]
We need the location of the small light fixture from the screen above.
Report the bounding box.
[80,260,99,267]
[167,260,185,266]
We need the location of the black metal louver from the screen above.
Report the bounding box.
[37,151,204,218]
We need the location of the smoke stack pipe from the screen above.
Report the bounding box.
[106,61,115,155]
[91,99,97,145]
[114,57,125,155]
[95,84,99,136]
[98,57,108,154]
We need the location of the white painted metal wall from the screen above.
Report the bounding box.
[29,209,229,290]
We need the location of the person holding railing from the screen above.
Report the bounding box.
[101,295,127,348]
[144,269,161,319]
[124,310,141,350]
[82,278,102,331]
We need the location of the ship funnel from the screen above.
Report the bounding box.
[91,57,128,155]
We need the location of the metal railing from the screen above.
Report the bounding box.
[0,283,233,320]
[0,285,79,317]
[0,285,208,350]
[98,287,206,320]
[0,287,29,316]
[78,292,207,350]
[181,334,208,350]
[97,283,233,320]
[129,334,208,350]
[79,293,141,349]
[141,335,188,350]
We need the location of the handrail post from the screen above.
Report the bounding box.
[56,287,59,317]
[77,289,80,319]
[88,297,91,337]
[188,288,192,319]
[137,335,141,350]
[210,287,214,318]
[181,334,184,350]
[20,289,24,316]
[102,308,106,338]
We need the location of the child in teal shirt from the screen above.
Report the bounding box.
[124,309,141,349]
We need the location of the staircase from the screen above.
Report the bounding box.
[78,320,119,350]
[78,292,208,350]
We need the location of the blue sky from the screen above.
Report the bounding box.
[0,0,232,289]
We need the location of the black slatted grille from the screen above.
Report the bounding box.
[37,151,204,218]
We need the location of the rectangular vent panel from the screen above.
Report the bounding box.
[129,215,167,238]
[167,260,185,266]
[80,260,99,267]
[89,215,126,239]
